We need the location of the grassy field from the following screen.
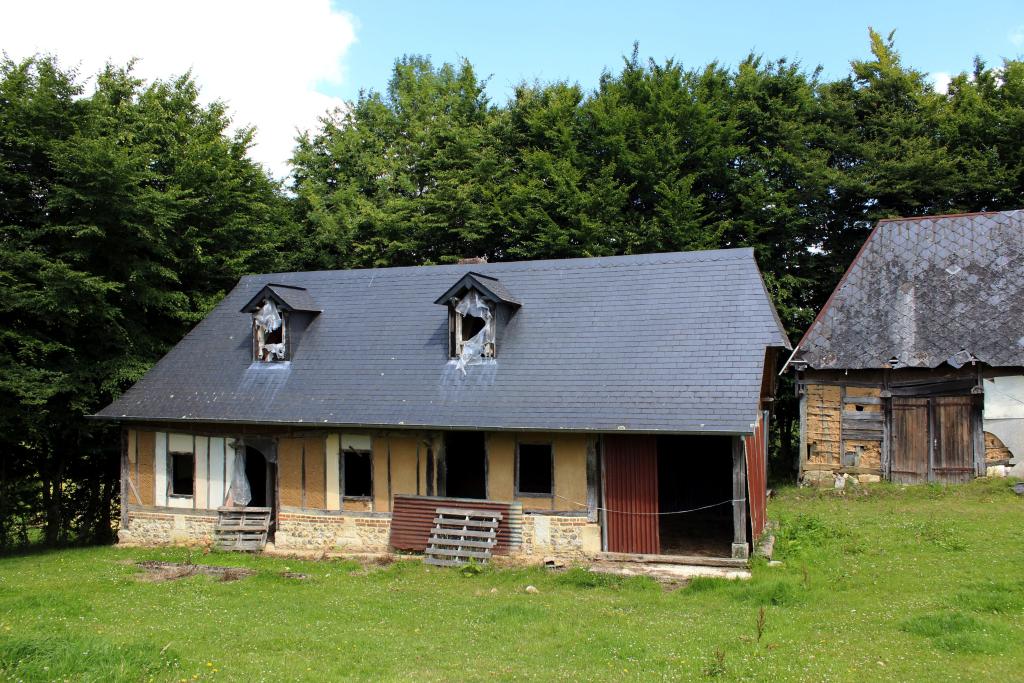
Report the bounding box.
[1,479,1023,682]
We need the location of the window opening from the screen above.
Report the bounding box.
[254,299,286,361]
[343,449,373,498]
[170,452,195,497]
[452,291,494,373]
[517,443,553,495]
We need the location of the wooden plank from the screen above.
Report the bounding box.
[424,557,474,567]
[597,551,748,569]
[842,430,884,441]
[427,538,495,549]
[435,508,503,519]
[843,396,883,405]
[429,527,495,539]
[842,411,884,422]
[891,397,929,484]
[432,517,498,529]
[426,547,492,559]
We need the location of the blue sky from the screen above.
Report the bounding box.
[333,1,1024,101]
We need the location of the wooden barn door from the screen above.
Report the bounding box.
[933,396,974,483]
[891,395,975,484]
[603,435,659,554]
[891,398,930,483]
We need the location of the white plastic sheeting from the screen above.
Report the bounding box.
[230,446,251,506]
[254,299,286,361]
[455,291,493,374]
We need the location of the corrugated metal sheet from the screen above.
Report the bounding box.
[745,412,768,539]
[389,495,523,553]
[603,435,659,554]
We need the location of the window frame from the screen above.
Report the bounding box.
[168,450,196,499]
[514,441,555,497]
[341,447,373,500]
[449,297,496,359]
[252,302,289,362]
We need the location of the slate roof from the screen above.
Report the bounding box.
[241,283,320,313]
[794,210,1024,370]
[96,249,789,434]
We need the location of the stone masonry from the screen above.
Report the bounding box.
[515,514,601,560]
[119,510,216,546]
[275,512,391,552]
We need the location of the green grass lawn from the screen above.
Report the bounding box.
[2,479,1023,682]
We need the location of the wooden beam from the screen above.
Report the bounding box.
[732,436,748,560]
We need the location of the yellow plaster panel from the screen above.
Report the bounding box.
[487,432,515,502]
[553,434,588,512]
[136,431,156,506]
[304,436,326,509]
[372,436,389,512]
[389,435,420,497]
[278,437,303,507]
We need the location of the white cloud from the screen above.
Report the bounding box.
[931,71,952,95]
[1011,25,1024,48]
[0,0,356,180]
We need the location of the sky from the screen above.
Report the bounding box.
[3,1,1024,179]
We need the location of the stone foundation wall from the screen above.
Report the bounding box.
[118,509,216,546]
[275,512,391,552]
[514,514,601,560]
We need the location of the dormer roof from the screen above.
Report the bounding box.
[433,272,521,308]
[240,283,320,315]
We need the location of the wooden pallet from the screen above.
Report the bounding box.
[215,507,272,551]
[424,507,502,567]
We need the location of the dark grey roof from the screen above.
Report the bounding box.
[240,283,320,313]
[794,210,1024,370]
[96,249,789,434]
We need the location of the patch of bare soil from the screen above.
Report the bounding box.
[134,561,255,583]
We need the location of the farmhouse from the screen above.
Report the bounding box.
[96,249,789,562]
[787,210,1024,485]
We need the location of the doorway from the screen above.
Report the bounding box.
[656,436,733,557]
[443,432,487,499]
[244,445,277,538]
[891,395,975,484]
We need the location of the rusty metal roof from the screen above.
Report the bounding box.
[794,210,1024,370]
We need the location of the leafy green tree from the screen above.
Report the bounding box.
[0,56,293,547]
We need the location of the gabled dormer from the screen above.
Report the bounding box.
[240,284,320,362]
[434,273,521,371]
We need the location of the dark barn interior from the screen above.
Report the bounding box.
[443,432,487,499]
[656,435,734,557]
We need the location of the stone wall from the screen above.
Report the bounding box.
[275,512,391,552]
[118,509,216,546]
[514,513,601,560]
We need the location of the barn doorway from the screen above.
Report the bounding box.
[443,432,487,499]
[656,435,733,557]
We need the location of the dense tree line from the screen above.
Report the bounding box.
[4,30,1024,547]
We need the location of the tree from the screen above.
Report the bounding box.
[0,56,293,547]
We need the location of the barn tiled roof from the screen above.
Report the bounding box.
[96,249,789,434]
[794,210,1024,370]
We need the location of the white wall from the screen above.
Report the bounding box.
[983,376,1024,464]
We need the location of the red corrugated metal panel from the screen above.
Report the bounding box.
[389,495,523,554]
[745,412,768,539]
[603,435,659,554]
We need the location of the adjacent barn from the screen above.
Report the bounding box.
[787,210,1024,485]
[96,249,789,562]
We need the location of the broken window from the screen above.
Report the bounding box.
[169,451,195,497]
[253,299,286,361]
[516,443,553,496]
[450,291,495,373]
[343,449,372,498]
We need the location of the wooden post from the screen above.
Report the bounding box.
[732,436,749,560]
[797,379,808,479]
[586,436,599,523]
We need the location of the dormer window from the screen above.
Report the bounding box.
[452,291,495,363]
[435,272,521,374]
[240,283,321,364]
[253,299,287,361]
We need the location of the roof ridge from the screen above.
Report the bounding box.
[876,208,1023,224]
